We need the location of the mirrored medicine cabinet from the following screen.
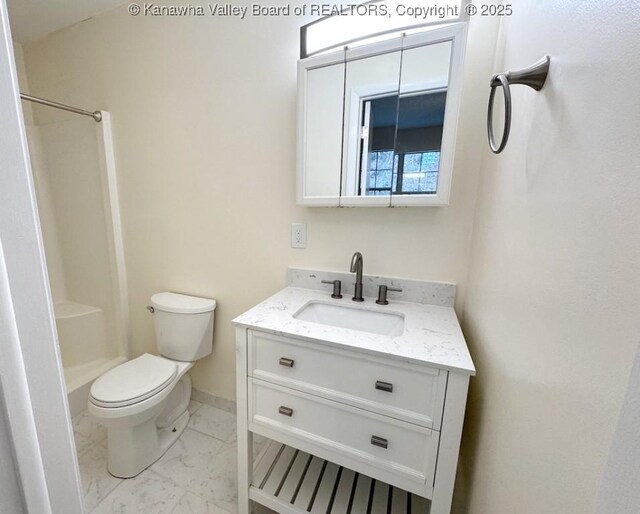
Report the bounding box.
[297,23,467,207]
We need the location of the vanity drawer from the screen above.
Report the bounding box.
[248,330,447,429]
[249,378,438,487]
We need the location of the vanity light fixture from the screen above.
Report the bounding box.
[300,0,467,58]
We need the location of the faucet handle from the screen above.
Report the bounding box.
[321,279,343,299]
[376,285,403,305]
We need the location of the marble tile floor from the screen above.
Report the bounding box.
[72,400,276,514]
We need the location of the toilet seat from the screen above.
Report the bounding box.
[90,354,177,408]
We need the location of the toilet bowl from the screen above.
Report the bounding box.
[88,292,216,478]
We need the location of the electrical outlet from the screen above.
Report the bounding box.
[291,223,307,249]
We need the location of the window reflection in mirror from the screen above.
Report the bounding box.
[360,94,396,196]
[342,50,402,201]
[360,90,445,196]
[391,40,452,199]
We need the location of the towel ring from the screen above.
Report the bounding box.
[487,56,550,154]
[487,74,512,154]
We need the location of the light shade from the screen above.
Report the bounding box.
[301,0,463,58]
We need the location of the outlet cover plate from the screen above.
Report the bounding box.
[291,223,306,249]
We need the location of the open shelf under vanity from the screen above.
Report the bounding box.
[251,441,431,514]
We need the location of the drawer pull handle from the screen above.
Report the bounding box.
[375,380,393,393]
[371,435,388,449]
[279,357,295,368]
[278,406,293,417]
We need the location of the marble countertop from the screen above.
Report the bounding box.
[233,287,475,375]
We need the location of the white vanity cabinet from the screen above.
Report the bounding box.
[235,327,472,514]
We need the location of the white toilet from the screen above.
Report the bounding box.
[88,292,216,478]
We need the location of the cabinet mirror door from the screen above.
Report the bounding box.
[340,49,402,207]
[390,39,453,206]
[298,55,345,205]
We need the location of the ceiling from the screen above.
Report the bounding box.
[7,0,126,43]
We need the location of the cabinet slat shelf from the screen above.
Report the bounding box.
[251,441,431,514]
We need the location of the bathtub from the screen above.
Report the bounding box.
[54,301,126,416]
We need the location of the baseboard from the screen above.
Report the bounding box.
[191,388,236,414]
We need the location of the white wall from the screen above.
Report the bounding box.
[459,2,640,512]
[596,341,640,513]
[0,389,24,514]
[18,2,498,399]
[12,43,32,121]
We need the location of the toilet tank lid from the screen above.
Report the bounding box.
[151,292,216,314]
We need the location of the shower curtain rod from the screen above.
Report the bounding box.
[19,93,102,122]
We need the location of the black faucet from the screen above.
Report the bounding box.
[350,252,364,302]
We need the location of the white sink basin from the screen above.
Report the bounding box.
[293,301,405,337]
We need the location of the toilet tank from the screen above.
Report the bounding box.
[150,292,216,362]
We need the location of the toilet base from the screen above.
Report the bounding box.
[157,408,189,461]
[105,374,192,478]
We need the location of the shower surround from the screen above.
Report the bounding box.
[25,110,129,416]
